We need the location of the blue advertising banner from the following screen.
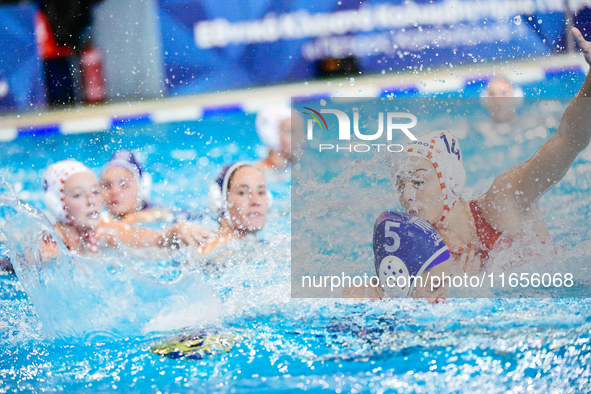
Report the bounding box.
[158,0,591,96]
[0,4,46,112]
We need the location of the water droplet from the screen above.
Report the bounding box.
[413,22,418,27]
[513,15,522,25]
[349,77,355,86]
[320,99,326,106]
[538,19,542,24]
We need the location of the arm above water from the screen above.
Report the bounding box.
[168,221,214,249]
[96,220,172,248]
[96,220,213,249]
[487,28,591,208]
[120,208,173,225]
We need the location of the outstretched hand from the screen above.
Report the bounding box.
[169,222,213,248]
[572,27,591,66]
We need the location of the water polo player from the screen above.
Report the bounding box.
[101,150,171,224]
[255,105,305,176]
[393,27,591,274]
[199,162,271,255]
[42,160,187,254]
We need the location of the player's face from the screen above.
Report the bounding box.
[101,167,139,217]
[395,157,444,225]
[63,172,103,230]
[226,166,269,232]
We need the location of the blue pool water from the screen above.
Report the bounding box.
[2,70,591,393]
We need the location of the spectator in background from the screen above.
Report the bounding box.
[34,0,105,105]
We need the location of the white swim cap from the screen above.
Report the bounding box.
[103,150,152,206]
[42,159,94,223]
[404,130,466,223]
[255,105,292,151]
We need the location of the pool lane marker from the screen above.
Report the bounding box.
[0,127,17,142]
[151,106,203,124]
[61,117,111,134]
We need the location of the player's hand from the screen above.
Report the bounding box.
[169,222,213,248]
[40,231,59,261]
[455,248,482,276]
[572,27,591,67]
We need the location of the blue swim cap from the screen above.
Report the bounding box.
[373,211,450,297]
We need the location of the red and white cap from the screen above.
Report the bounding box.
[404,130,466,223]
[42,160,93,223]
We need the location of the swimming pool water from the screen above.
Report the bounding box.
[2,71,591,393]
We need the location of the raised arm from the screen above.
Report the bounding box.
[489,28,591,207]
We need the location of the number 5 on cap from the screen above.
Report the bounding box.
[385,221,401,252]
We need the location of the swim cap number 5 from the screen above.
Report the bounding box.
[384,221,401,252]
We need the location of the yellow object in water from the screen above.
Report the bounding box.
[151,331,244,360]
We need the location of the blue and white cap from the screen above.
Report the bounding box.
[373,211,450,297]
[104,150,152,205]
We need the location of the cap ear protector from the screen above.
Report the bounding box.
[444,158,466,203]
[208,182,224,216]
[373,211,450,297]
[137,172,152,207]
[378,255,412,298]
[208,162,273,225]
